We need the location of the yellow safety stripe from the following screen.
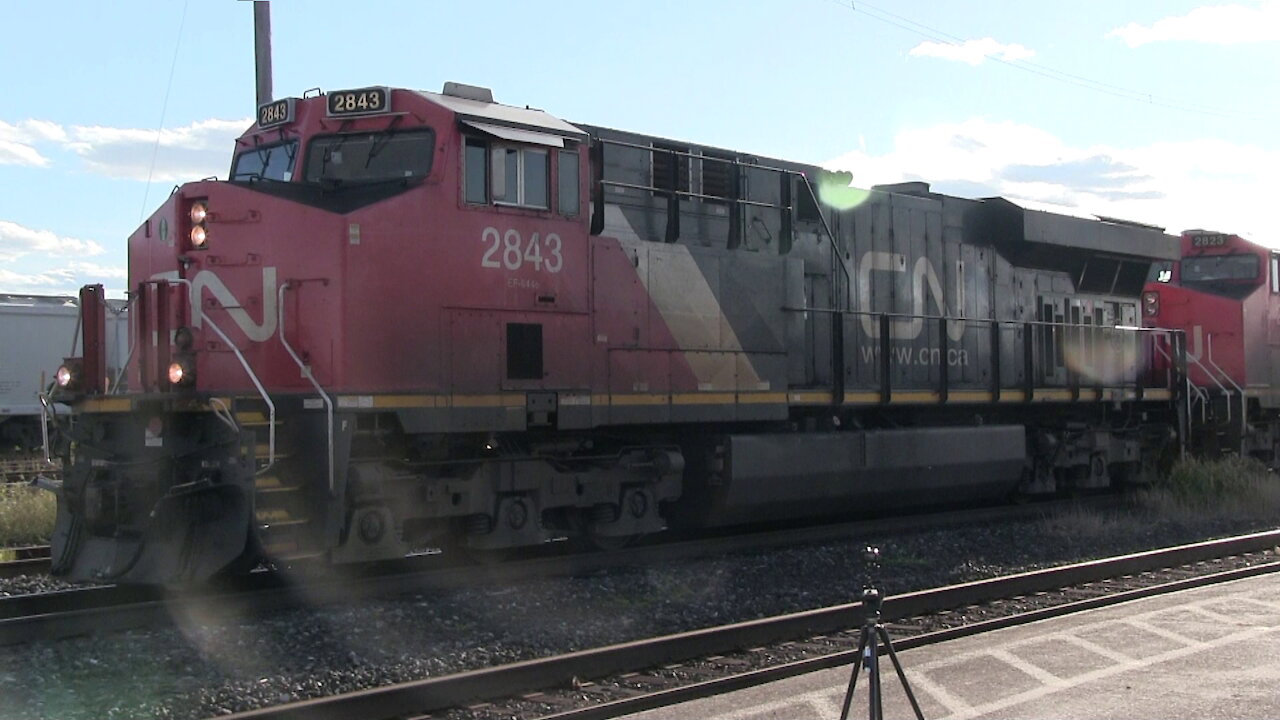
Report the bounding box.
[70,386,1180,416]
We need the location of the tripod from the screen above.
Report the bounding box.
[838,547,926,720]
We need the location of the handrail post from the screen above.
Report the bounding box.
[990,320,1001,402]
[938,318,949,403]
[278,283,336,496]
[155,281,171,393]
[879,313,891,403]
[589,139,605,236]
[1023,322,1034,402]
[664,147,679,243]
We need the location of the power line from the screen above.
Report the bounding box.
[829,0,1265,121]
[139,0,191,222]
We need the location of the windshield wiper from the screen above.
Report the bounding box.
[318,133,354,179]
[365,117,404,168]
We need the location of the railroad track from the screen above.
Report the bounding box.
[0,544,50,578]
[0,496,1111,583]
[0,498,1108,647]
[217,529,1280,720]
[0,456,60,484]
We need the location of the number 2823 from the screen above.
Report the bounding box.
[480,228,563,273]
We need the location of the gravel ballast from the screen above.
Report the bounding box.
[1,499,1277,720]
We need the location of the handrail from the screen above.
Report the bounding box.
[1153,339,1208,421]
[108,293,139,394]
[277,282,335,496]
[168,278,276,474]
[1205,333,1246,449]
[1185,347,1232,419]
[36,392,57,469]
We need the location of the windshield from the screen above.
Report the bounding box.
[230,140,298,181]
[1181,253,1259,283]
[304,129,435,184]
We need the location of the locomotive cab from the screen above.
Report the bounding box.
[1143,231,1280,459]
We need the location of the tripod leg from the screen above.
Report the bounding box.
[838,627,872,720]
[869,630,884,720]
[877,625,926,720]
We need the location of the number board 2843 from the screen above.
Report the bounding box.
[327,87,390,117]
[257,98,295,128]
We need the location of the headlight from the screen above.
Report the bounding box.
[168,356,195,386]
[187,198,209,250]
[55,358,83,391]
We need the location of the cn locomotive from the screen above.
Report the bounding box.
[46,82,1192,584]
[1143,230,1280,460]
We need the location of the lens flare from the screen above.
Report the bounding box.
[812,169,871,211]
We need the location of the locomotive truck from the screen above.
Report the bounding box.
[44,83,1188,584]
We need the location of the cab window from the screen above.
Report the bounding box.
[231,140,298,181]
[304,129,434,184]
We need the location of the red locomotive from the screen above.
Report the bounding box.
[1142,230,1280,459]
[47,83,1189,583]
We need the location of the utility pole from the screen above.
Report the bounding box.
[254,1,273,107]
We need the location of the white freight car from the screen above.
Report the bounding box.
[0,295,128,455]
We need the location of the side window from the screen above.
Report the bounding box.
[466,137,548,209]
[493,146,547,208]
[465,139,487,204]
[558,150,579,216]
[1271,255,1279,294]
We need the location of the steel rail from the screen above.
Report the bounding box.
[217,529,1280,720]
[0,498,1113,647]
[0,545,51,579]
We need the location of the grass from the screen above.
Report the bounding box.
[1147,456,1280,510]
[0,484,57,546]
[1041,456,1280,551]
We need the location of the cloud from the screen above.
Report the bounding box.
[1108,2,1280,47]
[0,220,106,263]
[824,118,1280,242]
[0,267,71,289]
[908,38,1035,65]
[63,261,127,279]
[65,118,249,182]
[0,117,249,181]
[1004,155,1153,191]
[0,261,127,297]
[0,120,67,167]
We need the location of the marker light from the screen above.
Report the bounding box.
[1142,291,1160,317]
[189,201,208,225]
[168,358,195,386]
[190,225,208,248]
[56,364,75,388]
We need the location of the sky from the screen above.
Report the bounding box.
[1,0,1277,297]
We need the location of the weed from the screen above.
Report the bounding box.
[0,484,57,546]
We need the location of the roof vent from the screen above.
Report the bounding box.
[872,181,932,196]
[442,82,494,103]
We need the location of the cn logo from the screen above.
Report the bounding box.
[857,251,967,342]
[150,267,278,343]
